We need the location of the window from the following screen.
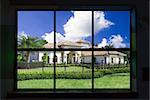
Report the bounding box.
[16,9,136,92]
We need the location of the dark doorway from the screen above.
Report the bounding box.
[73,56,76,63]
[67,54,69,64]
[119,58,121,64]
[104,57,107,64]
[47,56,49,63]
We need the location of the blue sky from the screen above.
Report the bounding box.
[18,11,130,48]
[94,11,130,47]
[18,11,54,38]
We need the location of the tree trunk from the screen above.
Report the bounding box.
[26,51,30,69]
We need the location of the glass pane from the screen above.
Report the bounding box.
[56,11,92,49]
[56,51,92,89]
[94,50,130,89]
[17,51,54,89]
[94,11,130,48]
[17,11,54,49]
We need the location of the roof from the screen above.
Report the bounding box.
[43,40,87,48]
[81,51,127,57]
[57,41,83,47]
[76,39,91,44]
[43,43,54,48]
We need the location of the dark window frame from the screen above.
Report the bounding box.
[15,6,137,97]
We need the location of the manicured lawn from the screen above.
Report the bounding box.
[17,73,130,89]
[94,73,130,88]
[18,79,53,89]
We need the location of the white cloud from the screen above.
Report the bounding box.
[98,38,108,48]
[109,34,126,48]
[97,34,127,48]
[42,31,65,43]
[94,11,114,33]
[63,11,92,41]
[63,11,114,41]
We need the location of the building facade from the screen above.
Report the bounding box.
[29,40,127,64]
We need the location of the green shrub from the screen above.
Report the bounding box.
[17,62,44,69]
[17,67,130,81]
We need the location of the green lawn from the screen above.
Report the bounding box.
[18,73,130,89]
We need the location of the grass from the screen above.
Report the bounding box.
[18,79,53,89]
[17,73,130,89]
[94,73,130,88]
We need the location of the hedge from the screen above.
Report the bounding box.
[17,62,70,69]
[17,67,130,81]
[17,62,129,69]
[17,62,44,69]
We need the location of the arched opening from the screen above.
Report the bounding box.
[67,51,80,64]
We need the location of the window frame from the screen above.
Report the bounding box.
[15,7,137,95]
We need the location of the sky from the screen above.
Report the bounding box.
[18,11,130,48]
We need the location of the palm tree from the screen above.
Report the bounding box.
[18,35,47,48]
[18,35,48,68]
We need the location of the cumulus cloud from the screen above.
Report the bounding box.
[98,38,108,48]
[109,34,126,48]
[94,11,114,33]
[63,11,92,41]
[63,11,114,41]
[42,11,114,43]
[42,31,65,43]
[98,34,127,48]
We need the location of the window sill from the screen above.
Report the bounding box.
[7,91,138,98]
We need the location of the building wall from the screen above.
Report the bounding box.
[83,56,92,63]
[55,51,62,64]
[30,51,125,64]
[39,51,54,63]
[83,55,125,64]
[95,56,105,64]
[106,55,125,64]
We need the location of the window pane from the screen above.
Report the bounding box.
[17,11,54,48]
[56,11,92,49]
[56,51,92,89]
[94,11,130,48]
[17,51,54,89]
[94,50,130,89]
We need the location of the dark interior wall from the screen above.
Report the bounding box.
[0,0,149,100]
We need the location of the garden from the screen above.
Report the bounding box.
[17,64,130,89]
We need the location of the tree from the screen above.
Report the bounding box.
[42,52,49,72]
[17,52,26,62]
[18,35,48,68]
[104,44,113,49]
[42,52,48,64]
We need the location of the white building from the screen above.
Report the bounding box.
[29,39,127,65]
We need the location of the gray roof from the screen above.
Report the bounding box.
[81,51,127,57]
